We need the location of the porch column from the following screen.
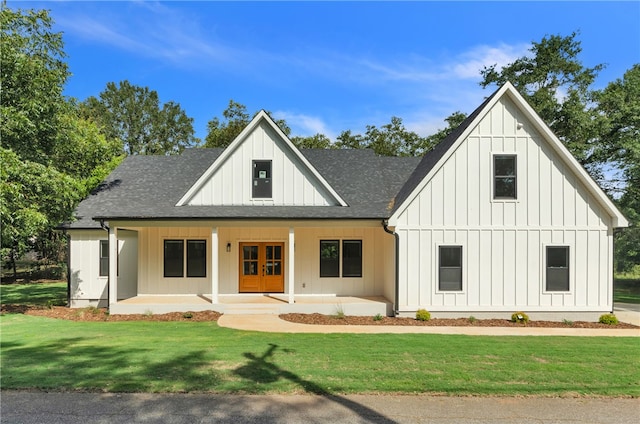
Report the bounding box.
[288,227,295,304]
[108,226,118,305]
[211,227,219,304]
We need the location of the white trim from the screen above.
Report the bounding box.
[108,227,118,305]
[211,227,219,303]
[176,110,348,207]
[435,243,465,294]
[491,152,519,203]
[542,243,572,294]
[288,227,295,304]
[388,82,628,228]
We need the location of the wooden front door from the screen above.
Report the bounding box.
[239,242,285,293]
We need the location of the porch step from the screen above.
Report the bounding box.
[223,303,283,315]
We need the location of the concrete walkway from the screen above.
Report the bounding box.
[217,303,640,336]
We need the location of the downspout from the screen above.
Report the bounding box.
[382,220,399,316]
[100,220,110,307]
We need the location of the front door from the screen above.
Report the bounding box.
[239,242,284,293]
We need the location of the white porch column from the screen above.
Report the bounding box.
[211,227,219,304]
[108,226,118,305]
[288,227,295,304]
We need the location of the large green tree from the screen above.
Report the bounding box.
[81,80,198,155]
[480,32,605,172]
[204,100,291,148]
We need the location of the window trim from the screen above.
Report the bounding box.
[163,239,207,279]
[99,240,109,277]
[544,245,570,293]
[437,245,463,292]
[252,159,273,199]
[493,154,518,200]
[319,239,363,278]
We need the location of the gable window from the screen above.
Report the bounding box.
[494,155,517,199]
[546,246,569,291]
[164,239,207,278]
[319,239,362,278]
[252,160,272,198]
[99,240,109,277]
[439,246,462,291]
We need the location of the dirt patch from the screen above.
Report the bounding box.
[279,313,639,329]
[0,305,221,322]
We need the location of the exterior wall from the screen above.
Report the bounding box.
[187,121,336,206]
[394,96,614,316]
[69,230,108,307]
[118,229,138,299]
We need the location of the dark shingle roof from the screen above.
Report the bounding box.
[66,148,420,228]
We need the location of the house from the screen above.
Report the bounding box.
[63,82,628,320]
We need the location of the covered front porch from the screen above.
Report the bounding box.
[110,294,393,316]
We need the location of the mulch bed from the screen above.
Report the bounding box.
[279,313,639,329]
[2,305,637,328]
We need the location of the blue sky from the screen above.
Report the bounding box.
[14,1,640,142]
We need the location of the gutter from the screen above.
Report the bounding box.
[382,220,399,316]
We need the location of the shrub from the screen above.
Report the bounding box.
[468,316,477,323]
[599,313,619,325]
[332,304,345,319]
[511,311,529,324]
[373,313,383,321]
[416,309,431,321]
[563,319,574,326]
[183,312,193,319]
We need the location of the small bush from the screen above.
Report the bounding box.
[511,311,529,324]
[599,313,619,325]
[332,304,345,319]
[373,313,383,321]
[563,319,574,326]
[416,309,431,321]
[144,309,154,317]
[468,316,477,323]
[183,312,193,319]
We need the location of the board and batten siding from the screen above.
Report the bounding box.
[186,122,336,206]
[394,96,613,314]
[68,230,108,306]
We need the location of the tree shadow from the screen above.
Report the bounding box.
[234,343,397,424]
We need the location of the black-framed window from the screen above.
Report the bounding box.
[319,239,362,278]
[164,240,184,277]
[546,246,569,291]
[342,240,362,277]
[439,246,462,291]
[99,240,109,277]
[186,240,207,277]
[320,240,339,277]
[252,160,272,198]
[494,155,517,199]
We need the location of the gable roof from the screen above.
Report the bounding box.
[388,82,629,228]
[176,110,348,207]
[65,148,420,229]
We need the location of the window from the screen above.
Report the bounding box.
[342,240,362,277]
[252,160,272,198]
[439,246,462,291]
[319,240,362,278]
[99,240,109,277]
[164,239,208,278]
[546,246,569,291]
[320,240,339,277]
[494,155,517,199]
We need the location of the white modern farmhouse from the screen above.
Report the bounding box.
[63,83,628,320]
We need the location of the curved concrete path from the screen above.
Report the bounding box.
[218,307,640,336]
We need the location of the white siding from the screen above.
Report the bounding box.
[187,122,337,206]
[394,96,614,314]
[69,230,108,306]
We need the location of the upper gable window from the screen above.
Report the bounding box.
[252,160,272,198]
[494,155,517,199]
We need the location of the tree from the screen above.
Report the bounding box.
[421,111,468,152]
[480,32,605,171]
[335,116,428,157]
[204,100,291,148]
[81,80,198,155]
[0,6,69,165]
[291,133,333,149]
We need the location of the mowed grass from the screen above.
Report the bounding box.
[1,314,639,396]
[1,282,67,306]
[614,278,640,304]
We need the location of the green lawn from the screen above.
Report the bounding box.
[1,281,639,396]
[614,278,640,304]
[1,313,639,396]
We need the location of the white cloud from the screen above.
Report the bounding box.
[272,111,336,139]
[451,43,530,79]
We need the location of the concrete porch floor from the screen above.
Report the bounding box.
[111,294,392,316]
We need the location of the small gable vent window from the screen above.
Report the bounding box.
[252,160,272,198]
[494,155,517,199]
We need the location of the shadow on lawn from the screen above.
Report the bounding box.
[234,343,397,424]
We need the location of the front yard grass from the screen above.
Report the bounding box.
[1,313,638,396]
[1,282,67,307]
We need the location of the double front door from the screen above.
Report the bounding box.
[239,242,285,293]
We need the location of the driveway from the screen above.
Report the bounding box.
[2,391,639,424]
